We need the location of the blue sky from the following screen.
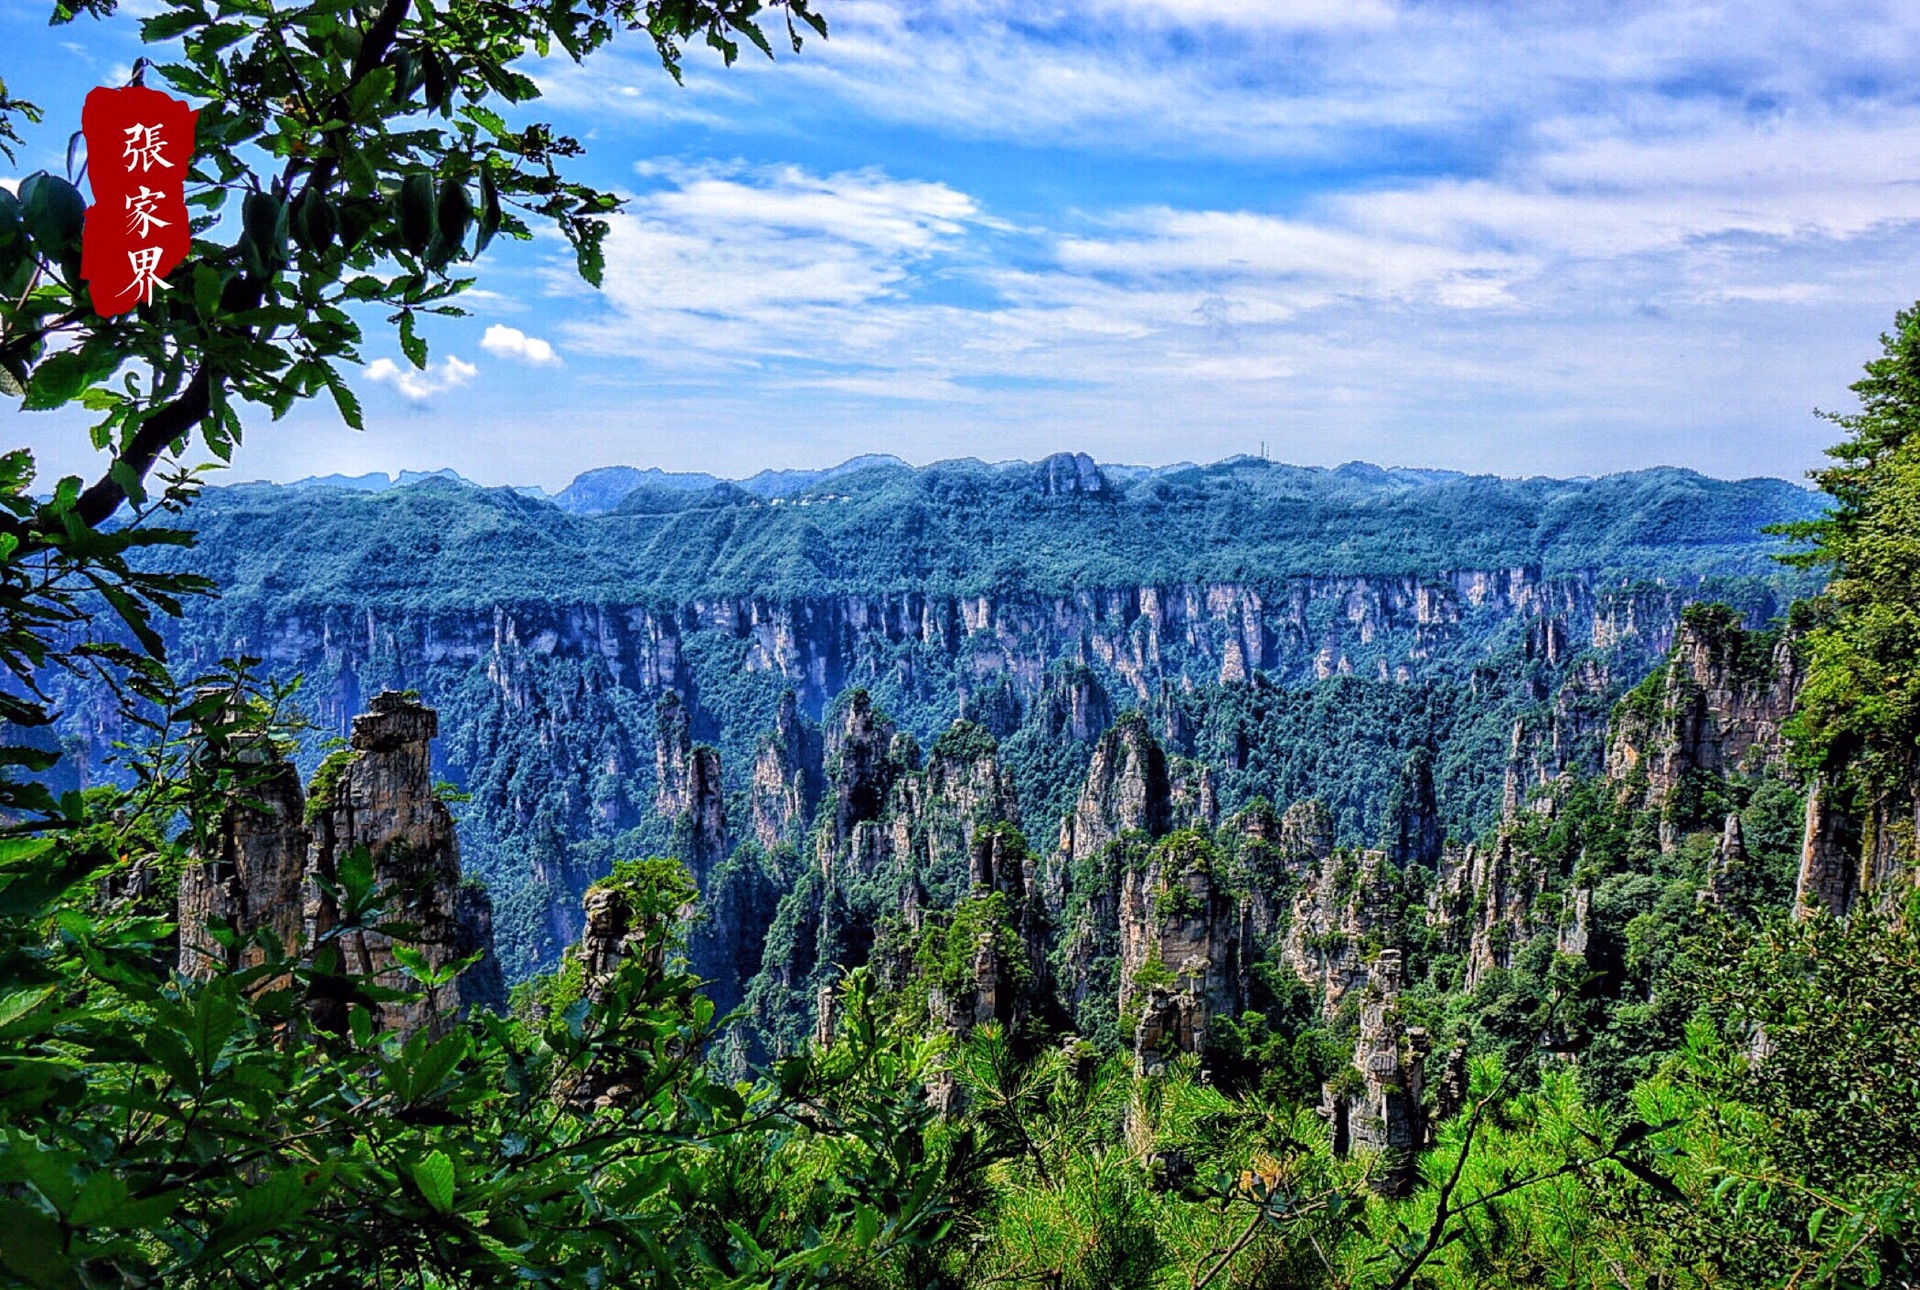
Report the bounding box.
[9,0,1920,489]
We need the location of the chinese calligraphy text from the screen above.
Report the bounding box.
[80,85,197,318]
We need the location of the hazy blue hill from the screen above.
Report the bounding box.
[149,458,1824,616]
[736,453,910,499]
[553,465,727,513]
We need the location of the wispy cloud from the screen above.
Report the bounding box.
[560,162,983,366]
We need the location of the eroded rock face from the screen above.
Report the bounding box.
[747,703,1027,1054]
[1278,800,1336,869]
[825,690,899,856]
[176,692,499,1038]
[1700,812,1751,910]
[304,693,473,1038]
[1038,666,1114,744]
[1284,848,1403,1019]
[941,827,1044,1033]
[1119,835,1239,1071]
[655,692,727,885]
[1058,712,1172,867]
[178,753,309,980]
[1383,749,1442,869]
[1424,835,1553,989]
[1791,770,1920,921]
[1607,611,1801,845]
[1036,451,1110,497]
[749,691,822,852]
[1323,951,1427,1196]
[1795,777,1859,919]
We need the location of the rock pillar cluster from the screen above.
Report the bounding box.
[176,691,501,1036]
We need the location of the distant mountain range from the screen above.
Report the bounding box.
[272,452,1606,517]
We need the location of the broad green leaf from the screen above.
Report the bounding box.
[413,1150,454,1214]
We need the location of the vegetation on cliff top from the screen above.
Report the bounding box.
[143,458,1824,611]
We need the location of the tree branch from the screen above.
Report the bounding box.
[47,0,416,538]
[72,364,214,529]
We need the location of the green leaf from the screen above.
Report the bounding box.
[434,177,472,261]
[413,1150,455,1214]
[66,1173,129,1227]
[0,985,56,1032]
[475,166,501,255]
[325,370,363,430]
[399,173,436,255]
[0,1198,74,1289]
[22,351,90,411]
[0,185,26,259]
[242,191,284,272]
[398,311,426,368]
[201,1166,330,1261]
[19,172,84,261]
[293,191,338,253]
[186,977,241,1077]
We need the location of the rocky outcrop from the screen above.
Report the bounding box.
[1035,451,1111,498]
[1057,712,1172,868]
[824,690,900,860]
[935,825,1045,1037]
[749,690,822,852]
[1034,664,1114,745]
[1607,608,1801,844]
[1279,800,1336,868]
[655,692,727,885]
[1794,777,1859,919]
[1383,748,1442,868]
[1324,950,1428,1196]
[1700,813,1752,910]
[178,745,310,980]
[689,847,782,1021]
[1120,832,1239,1074]
[1423,835,1552,989]
[1283,847,1404,1018]
[746,700,1029,1054]
[303,693,478,1037]
[176,691,499,1037]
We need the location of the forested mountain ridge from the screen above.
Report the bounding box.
[48,454,1823,983]
[155,453,1820,607]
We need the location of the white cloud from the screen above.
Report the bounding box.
[560,163,981,364]
[364,355,478,402]
[480,324,561,365]
[493,2,1920,481]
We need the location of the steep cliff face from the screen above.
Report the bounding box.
[1383,749,1442,868]
[1502,656,1616,818]
[1119,832,1240,1075]
[176,692,500,1035]
[178,748,310,980]
[304,694,474,1036]
[1283,847,1405,1019]
[749,690,823,852]
[171,569,1722,754]
[745,699,1026,1054]
[113,557,1784,989]
[1035,451,1111,498]
[1323,950,1428,1196]
[1607,608,1802,842]
[1058,712,1174,870]
[654,692,727,885]
[1424,836,1560,989]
